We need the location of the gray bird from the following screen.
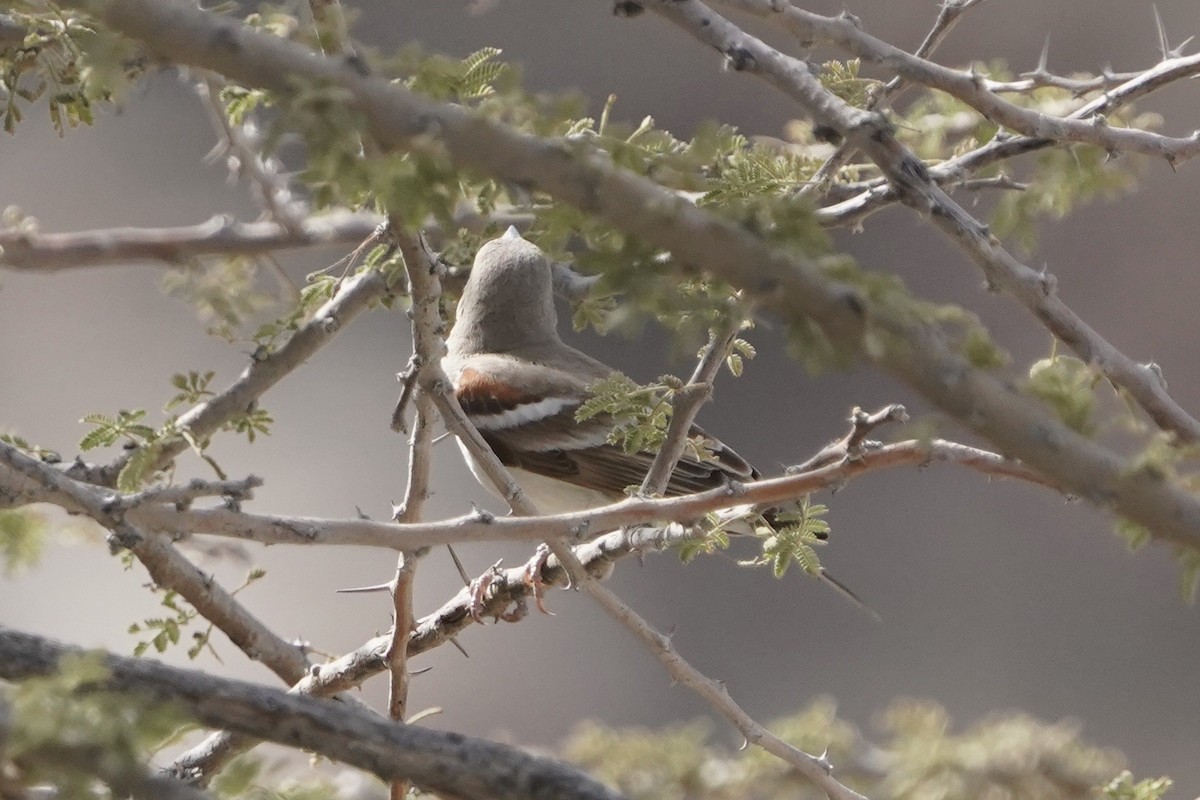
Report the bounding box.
[443,227,763,518]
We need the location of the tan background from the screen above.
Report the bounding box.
[3,0,1199,790]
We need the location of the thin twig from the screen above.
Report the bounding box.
[639,320,740,496]
[72,233,396,488]
[197,74,307,232]
[582,578,869,800]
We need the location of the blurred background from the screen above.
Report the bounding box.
[3,0,1199,791]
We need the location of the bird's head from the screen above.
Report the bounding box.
[447,227,561,356]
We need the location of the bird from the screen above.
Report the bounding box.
[443,226,766,519]
[442,228,869,611]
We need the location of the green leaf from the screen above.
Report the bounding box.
[117,442,161,492]
[740,496,830,578]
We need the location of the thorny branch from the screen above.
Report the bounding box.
[800,0,989,200]
[385,229,439,800]
[0,433,1055,553]
[816,46,1200,228]
[637,0,1200,448]
[717,0,1200,162]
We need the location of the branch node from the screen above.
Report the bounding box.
[723,45,757,72]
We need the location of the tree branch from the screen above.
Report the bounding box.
[0,212,381,271]
[385,258,439,799]
[0,627,627,800]
[197,74,307,232]
[639,321,739,496]
[801,0,989,200]
[0,442,310,685]
[722,0,1200,162]
[816,45,1199,228]
[580,579,869,800]
[1,435,1057,551]
[65,237,395,489]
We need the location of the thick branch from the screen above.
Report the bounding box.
[0,627,626,800]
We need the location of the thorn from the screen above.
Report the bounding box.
[336,581,393,594]
[449,636,470,658]
[1150,5,1190,59]
[1036,34,1051,74]
[446,543,471,586]
[837,9,862,29]
[1154,5,1171,60]
[818,569,881,621]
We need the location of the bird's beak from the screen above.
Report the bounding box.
[501,225,523,241]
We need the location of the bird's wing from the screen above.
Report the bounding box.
[448,353,760,500]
